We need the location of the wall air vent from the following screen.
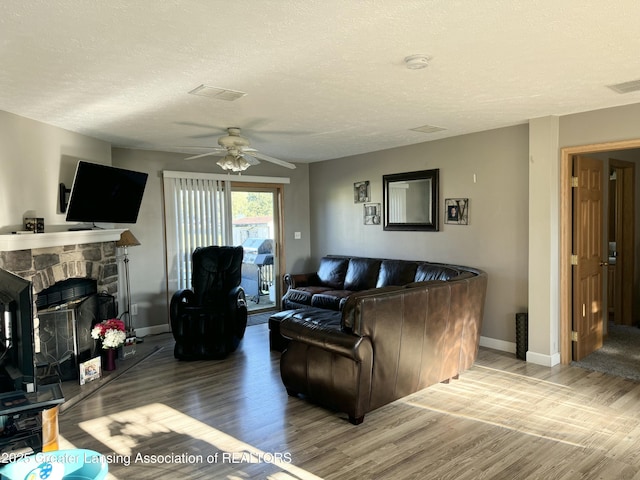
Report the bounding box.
[410,124,447,134]
[188,84,247,101]
[606,79,640,94]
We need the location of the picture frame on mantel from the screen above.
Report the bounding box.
[444,198,469,225]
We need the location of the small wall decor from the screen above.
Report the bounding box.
[364,203,381,225]
[24,217,45,233]
[354,180,370,203]
[444,198,469,225]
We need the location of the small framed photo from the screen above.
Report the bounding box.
[354,181,370,203]
[445,198,469,225]
[79,356,102,385]
[364,203,381,225]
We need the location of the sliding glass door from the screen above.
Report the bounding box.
[231,184,282,312]
[163,171,287,316]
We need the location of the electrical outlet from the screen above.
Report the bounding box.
[294,232,301,239]
[131,304,138,315]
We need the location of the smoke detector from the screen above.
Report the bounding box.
[404,54,430,70]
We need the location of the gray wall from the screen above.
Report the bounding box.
[308,125,530,345]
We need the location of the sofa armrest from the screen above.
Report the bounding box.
[283,272,320,290]
[228,285,247,311]
[280,317,369,361]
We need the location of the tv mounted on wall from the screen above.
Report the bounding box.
[64,161,148,224]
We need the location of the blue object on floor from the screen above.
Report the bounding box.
[0,449,108,479]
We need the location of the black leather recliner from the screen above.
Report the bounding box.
[170,245,248,360]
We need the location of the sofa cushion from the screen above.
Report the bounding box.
[290,307,342,329]
[415,263,461,281]
[311,290,354,310]
[317,257,349,289]
[344,258,381,290]
[376,260,418,287]
[285,286,333,306]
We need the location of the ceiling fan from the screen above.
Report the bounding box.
[184,127,296,172]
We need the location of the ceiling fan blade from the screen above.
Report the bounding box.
[250,151,297,169]
[185,151,225,160]
[188,132,220,139]
[176,121,225,131]
[240,154,261,166]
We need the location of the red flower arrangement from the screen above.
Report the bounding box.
[91,318,126,349]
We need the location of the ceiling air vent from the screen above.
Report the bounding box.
[607,79,640,94]
[188,84,247,101]
[410,124,447,134]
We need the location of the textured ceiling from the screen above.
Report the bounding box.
[1,1,640,166]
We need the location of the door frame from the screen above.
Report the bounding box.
[231,181,287,311]
[560,139,640,364]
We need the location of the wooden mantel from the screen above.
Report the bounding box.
[0,229,125,252]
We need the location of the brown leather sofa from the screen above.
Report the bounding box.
[278,255,487,424]
[281,256,473,311]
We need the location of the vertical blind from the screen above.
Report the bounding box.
[163,172,232,291]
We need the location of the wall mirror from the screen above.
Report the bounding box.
[383,168,439,231]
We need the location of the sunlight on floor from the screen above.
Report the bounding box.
[59,403,323,480]
[402,365,640,453]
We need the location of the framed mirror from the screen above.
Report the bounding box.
[383,168,439,231]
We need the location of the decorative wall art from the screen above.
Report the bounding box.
[354,180,370,203]
[364,203,381,225]
[444,198,469,225]
[383,169,439,231]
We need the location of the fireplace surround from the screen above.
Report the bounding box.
[0,230,123,381]
[0,230,123,458]
[0,240,119,297]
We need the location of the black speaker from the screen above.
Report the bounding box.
[516,313,528,360]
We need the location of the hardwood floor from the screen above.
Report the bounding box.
[57,324,640,479]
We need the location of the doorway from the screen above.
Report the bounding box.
[231,183,284,313]
[608,159,635,327]
[560,141,639,365]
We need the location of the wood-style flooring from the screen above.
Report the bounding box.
[57,324,640,479]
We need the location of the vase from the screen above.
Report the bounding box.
[102,348,117,371]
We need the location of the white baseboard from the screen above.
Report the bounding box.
[479,336,516,354]
[526,351,561,367]
[479,336,560,367]
[134,324,171,338]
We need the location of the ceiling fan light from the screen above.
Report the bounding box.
[217,154,250,172]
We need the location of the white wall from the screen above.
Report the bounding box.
[527,116,560,365]
[0,110,111,233]
[308,125,530,347]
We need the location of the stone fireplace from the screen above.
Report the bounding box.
[0,241,118,298]
[0,230,123,380]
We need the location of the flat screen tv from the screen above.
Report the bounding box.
[0,269,35,392]
[65,161,148,224]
